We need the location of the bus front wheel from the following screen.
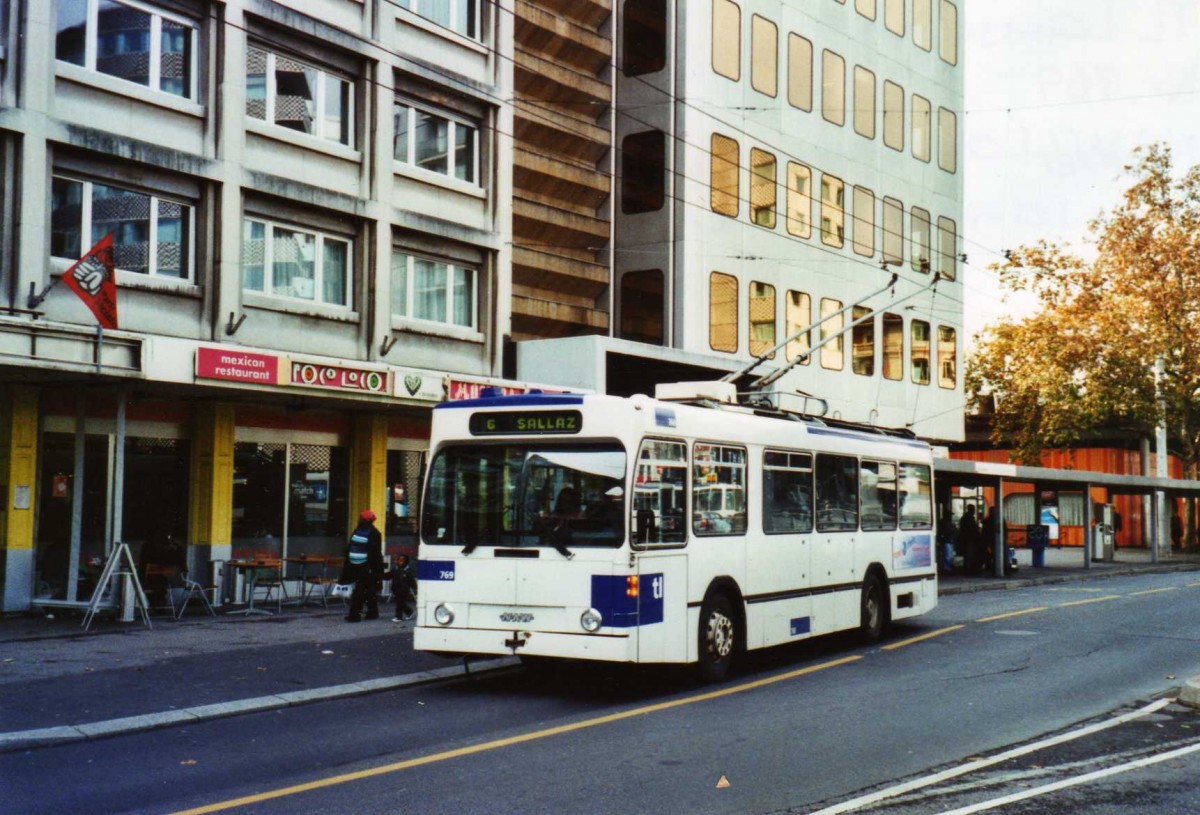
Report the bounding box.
[697,593,736,681]
[860,573,887,642]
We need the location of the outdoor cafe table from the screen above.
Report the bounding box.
[224,559,280,616]
[283,554,331,606]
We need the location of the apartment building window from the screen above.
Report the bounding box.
[884,0,904,35]
[750,148,777,228]
[711,134,740,217]
[623,0,666,76]
[712,0,741,81]
[787,34,813,112]
[851,306,874,376]
[852,186,875,257]
[749,281,776,357]
[56,0,198,100]
[883,80,904,151]
[822,50,845,126]
[622,130,665,214]
[938,325,957,388]
[391,252,476,329]
[751,15,778,97]
[620,270,664,345]
[820,173,844,248]
[246,46,353,147]
[937,216,957,280]
[243,218,350,307]
[394,102,479,184]
[912,94,931,162]
[786,161,812,239]
[939,0,958,65]
[785,290,812,363]
[396,0,479,40]
[882,313,903,380]
[938,107,957,173]
[853,66,875,139]
[911,207,931,272]
[913,0,932,50]
[820,297,844,370]
[855,0,876,20]
[882,196,903,264]
[51,175,192,280]
[710,272,739,353]
[911,319,930,384]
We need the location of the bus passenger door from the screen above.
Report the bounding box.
[810,532,855,634]
[635,552,687,663]
[745,533,810,648]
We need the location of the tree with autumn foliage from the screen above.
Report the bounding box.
[968,144,1200,548]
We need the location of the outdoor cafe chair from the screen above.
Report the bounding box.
[304,556,344,608]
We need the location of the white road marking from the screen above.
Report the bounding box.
[806,698,1172,814]
[938,738,1200,814]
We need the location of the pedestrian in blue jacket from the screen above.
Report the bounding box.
[343,509,384,622]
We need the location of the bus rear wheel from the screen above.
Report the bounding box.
[860,574,887,642]
[697,593,736,681]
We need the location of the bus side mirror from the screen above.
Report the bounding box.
[636,509,656,544]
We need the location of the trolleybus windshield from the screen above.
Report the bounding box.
[422,443,627,549]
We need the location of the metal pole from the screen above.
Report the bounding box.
[1083,484,1092,570]
[112,390,126,553]
[996,479,1006,576]
[1154,357,1167,563]
[67,395,85,603]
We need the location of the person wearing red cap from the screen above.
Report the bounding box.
[342,509,384,621]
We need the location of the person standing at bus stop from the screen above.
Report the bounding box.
[343,509,384,622]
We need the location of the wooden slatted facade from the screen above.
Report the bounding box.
[511,0,613,340]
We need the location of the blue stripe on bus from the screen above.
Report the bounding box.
[790,616,811,636]
[805,426,930,449]
[418,560,456,581]
[591,574,665,628]
[435,394,586,409]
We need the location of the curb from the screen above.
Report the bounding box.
[938,563,1200,596]
[0,656,519,754]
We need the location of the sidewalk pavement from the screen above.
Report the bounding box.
[2,547,1199,752]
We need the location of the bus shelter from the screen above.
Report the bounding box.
[932,458,1200,577]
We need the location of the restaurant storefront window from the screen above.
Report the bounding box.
[231,441,350,560]
[35,432,189,602]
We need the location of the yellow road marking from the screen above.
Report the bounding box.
[1128,587,1179,597]
[1057,595,1121,608]
[881,625,964,651]
[976,607,1048,623]
[168,654,862,815]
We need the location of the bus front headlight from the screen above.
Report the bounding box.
[434,603,455,626]
[580,608,603,632]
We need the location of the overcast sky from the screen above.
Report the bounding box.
[964,1,1200,345]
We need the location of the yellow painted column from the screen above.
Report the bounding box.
[0,386,39,611]
[189,402,235,568]
[349,414,388,533]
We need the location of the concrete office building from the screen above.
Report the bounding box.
[519,0,965,444]
[0,0,520,611]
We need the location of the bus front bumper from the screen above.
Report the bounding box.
[414,625,634,662]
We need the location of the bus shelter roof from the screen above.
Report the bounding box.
[933,457,1200,497]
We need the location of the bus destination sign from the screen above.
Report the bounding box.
[469,410,582,436]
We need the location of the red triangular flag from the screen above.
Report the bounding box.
[62,233,118,329]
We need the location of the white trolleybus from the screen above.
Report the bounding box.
[413,380,937,679]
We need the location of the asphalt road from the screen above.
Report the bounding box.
[5,571,1200,815]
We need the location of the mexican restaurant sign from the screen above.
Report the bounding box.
[195,348,281,385]
[196,348,392,395]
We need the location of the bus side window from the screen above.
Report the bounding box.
[634,439,688,545]
[763,450,813,534]
[816,453,859,531]
[899,463,933,529]
[693,442,747,536]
